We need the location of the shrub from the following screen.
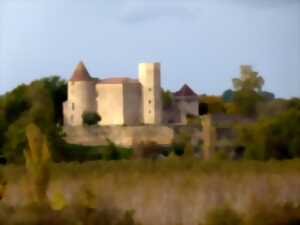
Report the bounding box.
[103,140,133,161]
[204,205,242,225]
[116,210,139,225]
[246,203,300,225]
[133,142,166,159]
[24,123,51,204]
[82,112,101,126]
[183,143,194,158]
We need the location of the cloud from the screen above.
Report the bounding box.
[118,1,200,23]
[117,0,300,24]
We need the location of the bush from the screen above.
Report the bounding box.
[133,142,166,159]
[203,205,242,225]
[24,123,51,204]
[0,203,140,225]
[82,112,101,126]
[104,140,122,160]
[246,203,300,225]
[236,109,300,160]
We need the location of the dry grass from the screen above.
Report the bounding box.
[1,159,300,225]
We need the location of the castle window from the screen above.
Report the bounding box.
[148,100,152,104]
[70,115,74,122]
[71,81,75,86]
[148,88,152,92]
[148,110,151,114]
[72,102,75,111]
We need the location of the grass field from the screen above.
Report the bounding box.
[1,159,300,225]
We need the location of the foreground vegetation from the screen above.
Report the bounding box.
[1,159,300,225]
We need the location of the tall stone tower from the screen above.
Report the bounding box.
[138,62,162,125]
[64,62,96,126]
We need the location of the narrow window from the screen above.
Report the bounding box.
[72,102,75,111]
[148,110,151,114]
[70,115,74,122]
[148,100,152,104]
[148,88,152,92]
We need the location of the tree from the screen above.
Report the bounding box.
[233,90,263,116]
[231,65,265,116]
[199,95,225,114]
[161,89,173,109]
[0,76,67,162]
[222,89,234,102]
[82,112,101,125]
[236,109,300,160]
[232,65,264,92]
[41,76,67,124]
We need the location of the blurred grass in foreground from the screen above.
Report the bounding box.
[1,159,300,225]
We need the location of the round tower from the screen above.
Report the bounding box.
[64,61,97,126]
[138,62,162,125]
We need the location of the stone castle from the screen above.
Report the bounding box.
[63,62,199,127]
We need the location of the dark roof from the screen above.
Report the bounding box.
[98,77,140,84]
[174,84,198,97]
[70,62,93,81]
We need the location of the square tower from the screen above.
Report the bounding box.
[138,63,162,125]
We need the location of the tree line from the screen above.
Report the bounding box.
[0,66,299,163]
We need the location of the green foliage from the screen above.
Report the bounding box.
[233,90,263,116]
[172,130,192,157]
[172,143,185,156]
[246,203,300,225]
[199,95,225,114]
[213,149,231,161]
[236,109,300,160]
[0,203,141,225]
[24,123,52,204]
[0,76,67,163]
[58,142,133,162]
[257,99,288,117]
[222,89,234,102]
[161,89,173,109]
[133,141,166,159]
[260,91,275,101]
[58,143,103,162]
[287,98,300,111]
[186,115,202,128]
[204,205,242,225]
[233,65,264,92]
[230,65,269,116]
[104,140,122,160]
[82,111,101,126]
[183,143,194,158]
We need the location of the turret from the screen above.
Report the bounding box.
[64,62,96,126]
[138,63,162,124]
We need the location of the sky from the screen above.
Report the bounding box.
[0,0,299,98]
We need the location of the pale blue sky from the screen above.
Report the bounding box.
[0,0,299,98]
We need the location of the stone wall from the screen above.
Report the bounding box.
[64,125,174,147]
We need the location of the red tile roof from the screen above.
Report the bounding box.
[70,62,93,81]
[98,77,140,84]
[174,84,198,97]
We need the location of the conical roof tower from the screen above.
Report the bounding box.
[70,61,93,81]
[174,84,197,97]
